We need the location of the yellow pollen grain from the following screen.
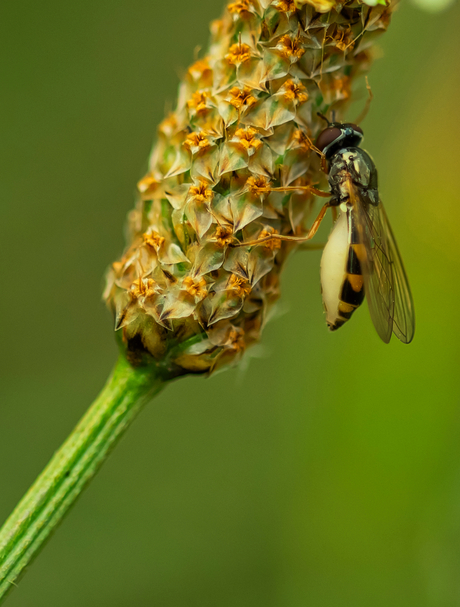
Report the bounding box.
[137,174,160,196]
[188,59,211,80]
[187,91,210,114]
[331,76,351,99]
[246,175,271,195]
[112,261,123,274]
[226,42,251,65]
[189,181,213,203]
[326,25,354,51]
[228,327,245,351]
[130,277,156,299]
[307,0,335,10]
[214,226,234,247]
[282,79,308,103]
[143,231,165,250]
[291,129,311,150]
[228,274,252,297]
[235,127,262,152]
[277,35,305,60]
[184,132,211,151]
[228,0,252,14]
[158,113,178,138]
[228,86,256,110]
[259,228,282,250]
[183,276,207,298]
[274,0,295,11]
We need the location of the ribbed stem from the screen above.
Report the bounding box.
[0,355,163,602]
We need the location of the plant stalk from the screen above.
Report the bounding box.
[0,355,163,602]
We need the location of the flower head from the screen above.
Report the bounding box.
[104,0,396,376]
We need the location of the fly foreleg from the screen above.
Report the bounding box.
[233,203,331,248]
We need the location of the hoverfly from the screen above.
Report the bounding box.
[315,120,415,343]
[235,118,415,343]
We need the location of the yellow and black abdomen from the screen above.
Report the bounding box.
[320,210,365,331]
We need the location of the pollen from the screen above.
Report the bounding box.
[290,128,312,150]
[328,25,354,51]
[214,226,234,247]
[158,113,178,138]
[184,131,211,152]
[274,0,296,11]
[227,327,245,351]
[282,79,309,103]
[228,274,252,297]
[188,59,212,81]
[276,34,305,60]
[246,175,272,195]
[228,0,252,14]
[228,86,256,110]
[130,277,156,299]
[187,91,210,114]
[235,127,262,152]
[137,173,160,197]
[183,276,207,299]
[226,42,251,65]
[188,181,213,203]
[331,75,351,100]
[143,230,165,251]
[305,0,335,10]
[259,228,282,250]
[112,261,123,274]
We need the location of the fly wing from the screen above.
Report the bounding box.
[380,205,415,343]
[349,184,394,343]
[350,184,415,344]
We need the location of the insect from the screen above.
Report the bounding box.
[236,119,415,344]
[316,119,415,343]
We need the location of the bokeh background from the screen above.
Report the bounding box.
[1,2,460,605]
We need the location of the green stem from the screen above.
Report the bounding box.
[0,355,164,602]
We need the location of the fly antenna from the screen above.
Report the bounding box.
[354,76,373,125]
[317,112,330,126]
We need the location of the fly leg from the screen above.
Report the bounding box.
[354,76,373,125]
[234,203,330,248]
[304,133,329,174]
[271,185,330,198]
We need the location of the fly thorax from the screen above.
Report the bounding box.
[329,148,376,195]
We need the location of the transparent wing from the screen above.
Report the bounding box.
[350,184,414,344]
[379,205,415,343]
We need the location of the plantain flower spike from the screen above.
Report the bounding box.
[104,0,395,378]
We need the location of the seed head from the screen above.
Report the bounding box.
[104,0,396,378]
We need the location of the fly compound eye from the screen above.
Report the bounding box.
[349,123,363,135]
[316,127,342,152]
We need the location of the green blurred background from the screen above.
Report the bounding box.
[1,2,460,605]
